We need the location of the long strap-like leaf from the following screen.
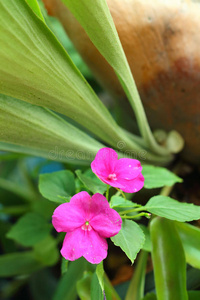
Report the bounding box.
[62,0,170,156]
[0,94,104,163]
[0,0,141,152]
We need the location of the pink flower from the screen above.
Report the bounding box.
[91,148,144,193]
[52,191,122,264]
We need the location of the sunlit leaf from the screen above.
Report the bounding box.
[62,0,171,156]
[0,0,135,150]
[25,0,44,21]
[0,95,103,163]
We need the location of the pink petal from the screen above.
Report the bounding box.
[83,230,108,264]
[90,210,122,238]
[71,192,111,221]
[115,158,142,180]
[95,175,121,186]
[91,148,118,178]
[116,173,145,193]
[60,228,108,264]
[89,193,122,238]
[90,193,111,213]
[60,228,86,261]
[52,202,85,233]
[69,191,93,220]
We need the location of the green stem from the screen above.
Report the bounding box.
[114,190,121,197]
[62,0,172,159]
[160,185,174,197]
[116,188,126,200]
[122,212,150,219]
[117,75,171,157]
[106,185,109,200]
[159,162,182,197]
[119,206,144,215]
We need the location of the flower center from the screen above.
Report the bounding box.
[81,221,92,231]
[108,173,117,181]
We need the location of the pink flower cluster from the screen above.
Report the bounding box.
[52,148,144,264]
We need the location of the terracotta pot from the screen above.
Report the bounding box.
[43,0,200,163]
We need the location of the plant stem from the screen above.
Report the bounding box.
[160,161,182,197]
[114,190,121,197]
[116,188,126,199]
[119,206,143,215]
[122,212,150,220]
[106,185,109,200]
[160,185,174,197]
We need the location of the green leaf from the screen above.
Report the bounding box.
[188,291,200,300]
[62,0,171,157]
[139,225,151,252]
[0,251,42,277]
[34,235,59,266]
[175,222,200,269]
[111,220,145,263]
[187,267,200,290]
[110,196,137,209]
[0,151,25,161]
[141,293,157,300]
[0,141,92,165]
[77,272,93,300]
[96,262,104,292]
[61,258,69,275]
[29,270,57,300]
[44,14,92,79]
[104,275,121,300]
[150,218,188,300]
[25,0,44,21]
[0,177,33,202]
[91,273,104,300]
[6,212,52,246]
[142,165,182,189]
[0,0,136,150]
[53,258,89,300]
[75,170,107,194]
[0,95,103,163]
[39,170,75,203]
[125,251,148,300]
[145,196,200,222]
[32,198,57,220]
